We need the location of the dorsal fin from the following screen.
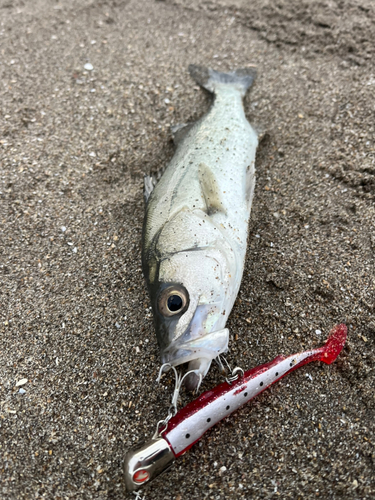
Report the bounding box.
[245,161,256,212]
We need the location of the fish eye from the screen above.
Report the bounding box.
[158,285,189,317]
[167,295,183,312]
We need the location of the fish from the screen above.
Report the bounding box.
[142,64,258,390]
[123,324,347,491]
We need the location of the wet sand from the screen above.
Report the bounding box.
[0,0,374,498]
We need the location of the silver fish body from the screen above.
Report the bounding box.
[142,65,258,389]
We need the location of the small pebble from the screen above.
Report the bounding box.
[61,226,66,232]
[84,63,93,71]
[19,388,26,394]
[315,329,322,335]
[16,378,28,387]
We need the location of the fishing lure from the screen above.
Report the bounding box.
[124,324,347,492]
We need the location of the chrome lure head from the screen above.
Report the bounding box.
[123,437,175,492]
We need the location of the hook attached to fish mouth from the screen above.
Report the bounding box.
[160,327,230,390]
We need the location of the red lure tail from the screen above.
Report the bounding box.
[318,323,347,364]
[290,323,347,373]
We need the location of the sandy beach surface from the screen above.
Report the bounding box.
[0,0,374,498]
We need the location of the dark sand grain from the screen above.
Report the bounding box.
[0,0,374,498]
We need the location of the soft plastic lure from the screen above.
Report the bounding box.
[124,324,347,492]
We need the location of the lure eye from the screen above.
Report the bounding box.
[158,285,189,317]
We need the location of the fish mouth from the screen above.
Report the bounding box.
[160,328,229,368]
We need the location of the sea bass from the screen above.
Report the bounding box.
[142,65,258,390]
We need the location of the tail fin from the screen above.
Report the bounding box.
[189,64,257,97]
[319,324,347,364]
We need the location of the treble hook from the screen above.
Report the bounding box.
[156,363,180,415]
[154,363,202,438]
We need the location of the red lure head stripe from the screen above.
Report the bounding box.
[133,470,150,483]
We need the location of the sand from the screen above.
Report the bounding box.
[0,0,374,498]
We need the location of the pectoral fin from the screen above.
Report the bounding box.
[171,123,194,146]
[198,162,227,216]
[144,168,166,204]
[144,174,156,203]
